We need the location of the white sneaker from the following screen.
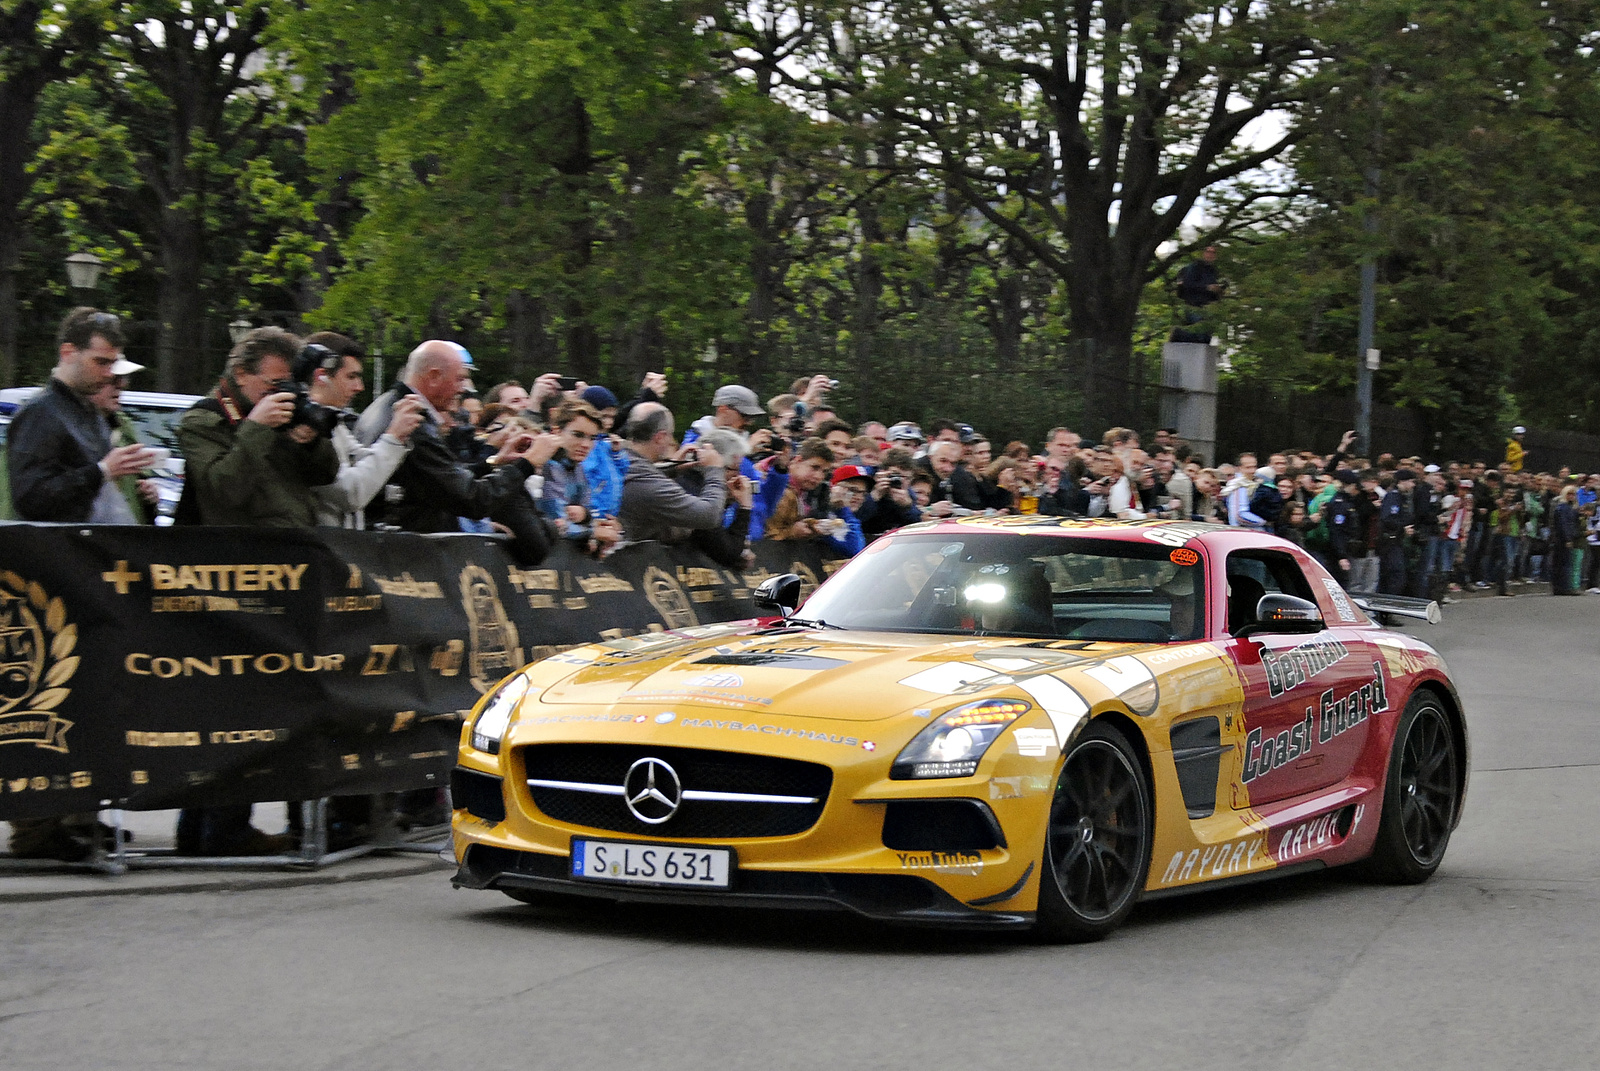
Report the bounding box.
[1587,588,1600,595]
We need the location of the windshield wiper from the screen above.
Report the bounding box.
[780,617,846,630]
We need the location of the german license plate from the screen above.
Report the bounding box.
[571,839,732,889]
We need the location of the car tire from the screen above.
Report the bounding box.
[1358,693,1460,884]
[1034,721,1153,943]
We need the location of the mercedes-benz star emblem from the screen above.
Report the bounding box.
[624,757,682,825]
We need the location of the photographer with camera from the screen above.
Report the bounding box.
[172,327,341,855]
[356,340,560,540]
[858,446,922,540]
[617,402,728,544]
[176,327,339,527]
[299,332,425,529]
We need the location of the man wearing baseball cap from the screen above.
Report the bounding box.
[685,384,765,442]
[684,383,771,535]
[887,421,923,445]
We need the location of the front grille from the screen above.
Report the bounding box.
[521,744,832,839]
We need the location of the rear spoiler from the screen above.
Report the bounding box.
[1349,592,1442,626]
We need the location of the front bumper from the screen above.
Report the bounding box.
[452,842,1033,929]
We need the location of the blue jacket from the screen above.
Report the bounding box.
[581,437,625,518]
[829,506,867,556]
[541,452,591,540]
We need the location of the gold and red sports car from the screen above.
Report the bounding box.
[451,517,1468,941]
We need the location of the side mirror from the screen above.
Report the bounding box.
[1238,593,1324,638]
[753,573,803,619]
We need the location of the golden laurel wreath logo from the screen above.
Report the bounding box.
[0,570,76,753]
[642,566,699,630]
[461,564,524,694]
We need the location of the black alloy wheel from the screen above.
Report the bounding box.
[1360,694,1460,883]
[1035,722,1152,943]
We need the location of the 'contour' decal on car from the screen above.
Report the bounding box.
[1013,728,1057,756]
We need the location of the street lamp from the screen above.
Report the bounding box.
[64,252,104,291]
[228,318,254,345]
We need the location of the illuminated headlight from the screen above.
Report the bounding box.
[470,673,530,754]
[891,699,1031,779]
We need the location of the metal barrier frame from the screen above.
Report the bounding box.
[0,797,449,876]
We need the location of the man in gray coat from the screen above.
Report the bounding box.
[618,402,727,544]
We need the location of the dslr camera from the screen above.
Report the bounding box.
[277,343,356,437]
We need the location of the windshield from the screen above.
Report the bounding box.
[800,533,1205,643]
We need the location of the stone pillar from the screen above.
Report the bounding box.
[1160,343,1220,465]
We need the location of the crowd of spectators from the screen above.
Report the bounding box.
[176,329,1592,609]
[9,309,1597,859]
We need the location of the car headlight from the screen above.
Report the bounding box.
[470,673,530,754]
[891,699,1032,779]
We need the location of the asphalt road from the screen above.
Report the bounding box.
[3,594,1597,1071]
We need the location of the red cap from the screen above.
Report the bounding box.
[831,464,873,486]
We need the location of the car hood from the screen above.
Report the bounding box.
[538,629,1171,723]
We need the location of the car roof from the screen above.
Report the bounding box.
[0,385,201,422]
[900,515,1235,544]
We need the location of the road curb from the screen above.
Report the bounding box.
[0,854,452,904]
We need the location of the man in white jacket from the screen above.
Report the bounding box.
[302,332,423,528]
[1223,452,1268,530]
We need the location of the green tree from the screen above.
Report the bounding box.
[1220,0,1600,455]
[0,0,107,386]
[828,0,1329,436]
[284,0,744,385]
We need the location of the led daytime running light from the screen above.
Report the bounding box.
[942,701,1030,728]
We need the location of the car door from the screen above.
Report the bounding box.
[1223,549,1378,807]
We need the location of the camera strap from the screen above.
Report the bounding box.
[207,377,245,425]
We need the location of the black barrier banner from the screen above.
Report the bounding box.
[0,525,842,821]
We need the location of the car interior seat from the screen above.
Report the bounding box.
[1227,573,1267,635]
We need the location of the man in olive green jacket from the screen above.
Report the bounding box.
[176,327,337,526]
[173,326,334,856]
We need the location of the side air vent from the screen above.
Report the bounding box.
[1169,717,1229,819]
